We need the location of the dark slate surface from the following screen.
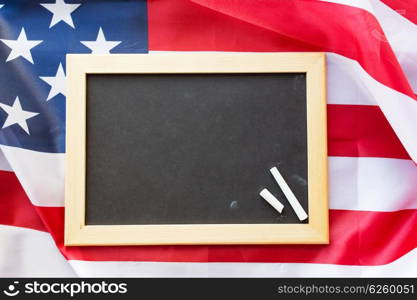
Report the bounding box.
[85,73,307,225]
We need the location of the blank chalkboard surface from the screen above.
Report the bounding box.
[86,73,307,225]
[65,53,328,245]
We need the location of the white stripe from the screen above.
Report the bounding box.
[323,0,417,93]
[2,225,416,277]
[69,248,417,277]
[0,225,75,277]
[326,53,376,105]
[371,0,417,93]
[0,145,64,206]
[0,147,12,172]
[329,157,417,211]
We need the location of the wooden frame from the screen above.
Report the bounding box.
[65,53,328,246]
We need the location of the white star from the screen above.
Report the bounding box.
[81,27,121,54]
[0,97,39,135]
[40,0,81,29]
[0,5,4,9]
[40,63,66,101]
[0,28,43,64]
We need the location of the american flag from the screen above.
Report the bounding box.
[1,0,417,277]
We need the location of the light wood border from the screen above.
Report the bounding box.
[65,53,328,246]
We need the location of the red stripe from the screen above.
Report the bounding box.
[148,0,416,101]
[34,207,417,266]
[328,105,410,159]
[0,171,45,232]
[148,0,318,52]
[381,0,417,25]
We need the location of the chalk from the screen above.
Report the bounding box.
[270,166,308,221]
[259,188,284,214]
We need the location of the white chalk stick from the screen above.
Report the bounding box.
[259,188,284,214]
[270,166,308,221]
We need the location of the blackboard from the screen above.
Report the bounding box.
[65,53,328,245]
[86,73,307,225]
